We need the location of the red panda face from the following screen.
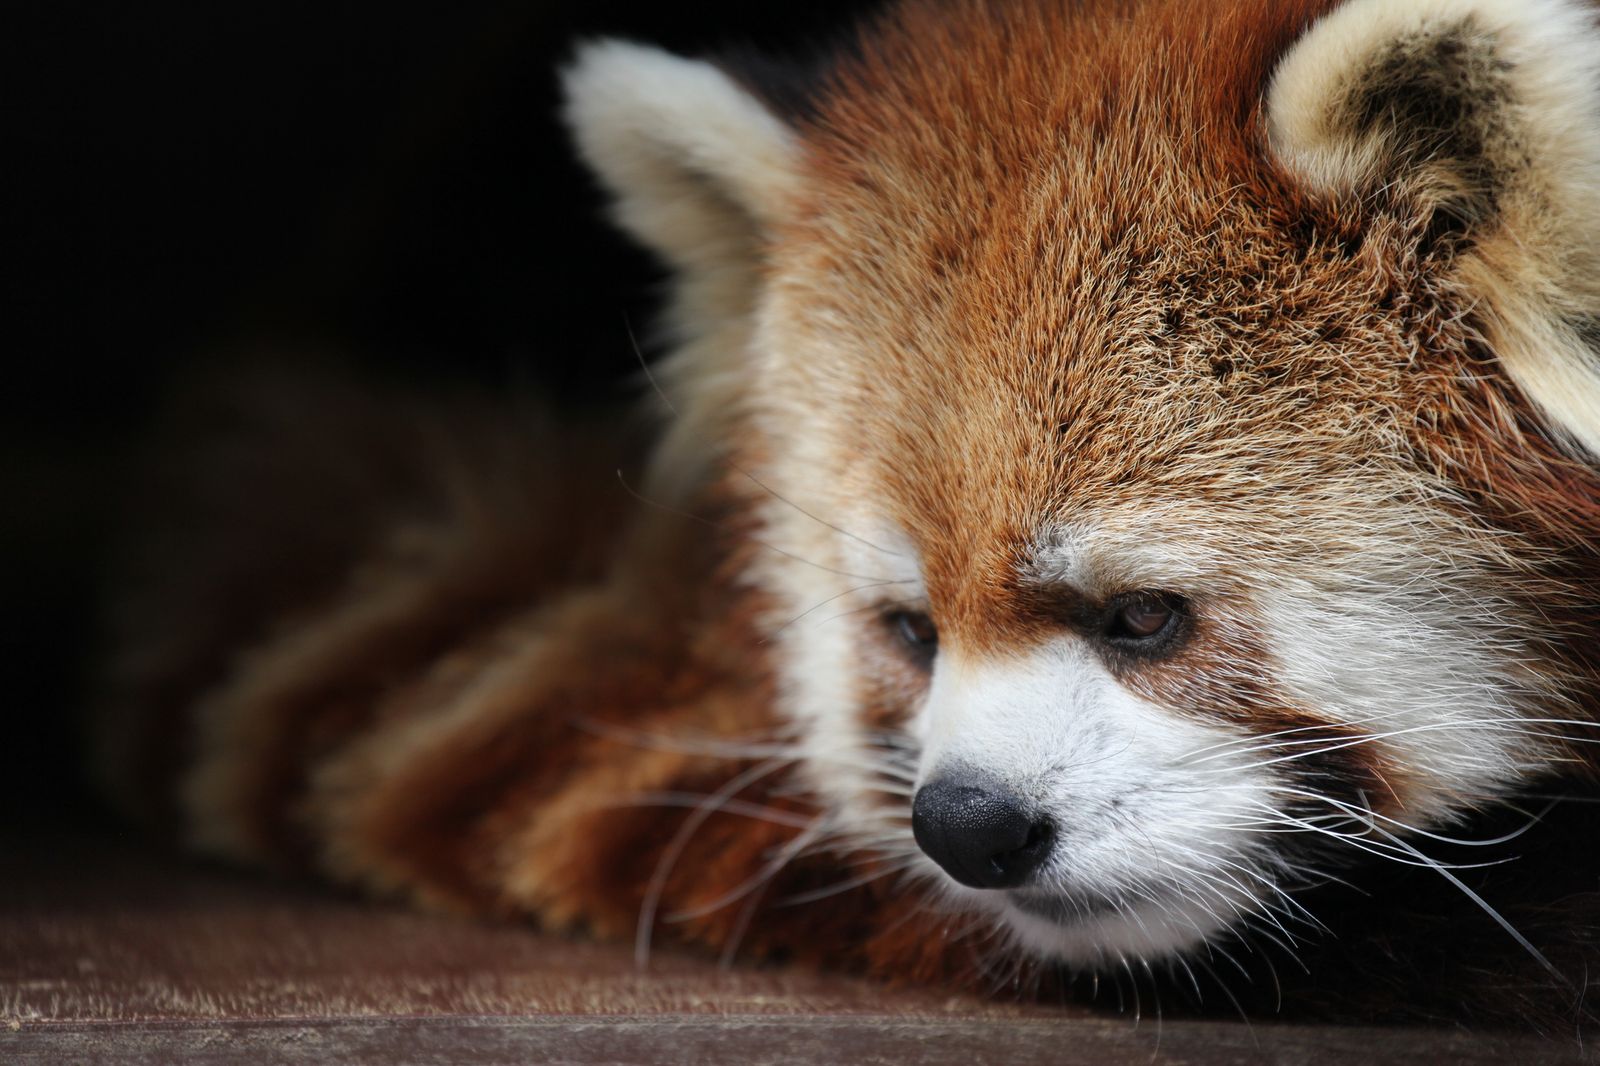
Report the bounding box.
[747,183,1560,962]
[738,0,1597,964]
[566,0,1600,970]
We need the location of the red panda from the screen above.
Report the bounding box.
[96,0,1600,1032]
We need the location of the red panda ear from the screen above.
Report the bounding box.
[562,40,801,272]
[561,41,803,497]
[1266,0,1600,461]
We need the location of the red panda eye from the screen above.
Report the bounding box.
[887,610,938,658]
[1105,594,1180,642]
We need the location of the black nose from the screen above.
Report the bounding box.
[911,777,1055,889]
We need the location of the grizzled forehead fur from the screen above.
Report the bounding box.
[750,0,1600,656]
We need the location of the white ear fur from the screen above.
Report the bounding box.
[1267,0,1600,459]
[561,40,804,498]
[562,40,802,268]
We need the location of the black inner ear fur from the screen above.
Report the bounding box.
[1572,315,1600,353]
[1344,18,1524,255]
[1572,315,1600,376]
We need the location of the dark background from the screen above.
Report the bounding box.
[7,1,874,821]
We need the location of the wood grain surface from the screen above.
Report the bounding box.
[2,826,1587,1064]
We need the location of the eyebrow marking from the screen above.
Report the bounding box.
[1020,525,1093,590]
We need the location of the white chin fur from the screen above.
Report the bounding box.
[997,890,1244,966]
[909,856,1255,967]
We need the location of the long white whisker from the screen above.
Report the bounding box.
[621,316,906,562]
[1274,786,1553,850]
[766,580,918,642]
[777,855,927,906]
[612,469,902,583]
[635,756,793,968]
[1365,819,1566,984]
[1188,716,1600,771]
[667,820,829,922]
[598,792,817,830]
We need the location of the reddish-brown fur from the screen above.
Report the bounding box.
[97,0,1600,1030]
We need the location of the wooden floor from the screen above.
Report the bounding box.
[2,825,1589,1064]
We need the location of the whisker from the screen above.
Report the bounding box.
[1274,786,1554,850]
[765,580,914,643]
[737,464,910,559]
[613,469,900,583]
[635,756,793,968]
[667,820,829,922]
[1237,800,1498,870]
[718,876,770,969]
[622,318,906,560]
[1364,817,1566,984]
[1187,716,1600,772]
[813,599,908,631]
[776,855,926,906]
[570,715,802,760]
[597,792,818,831]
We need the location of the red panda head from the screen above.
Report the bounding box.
[565,0,1600,966]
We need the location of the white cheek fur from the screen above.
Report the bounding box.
[754,498,926,836]
[1259,574,1547,824]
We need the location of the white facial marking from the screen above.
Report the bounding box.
[759,507,925,833]
[1259,575,1546,823]
[915,642,1280,964]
